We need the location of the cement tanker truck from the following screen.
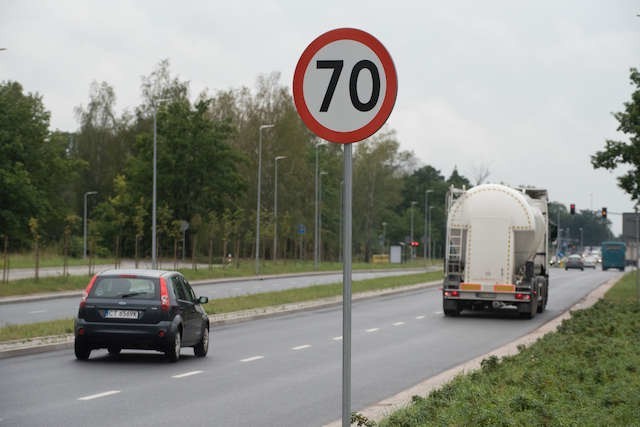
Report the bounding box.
[442,184,549,318]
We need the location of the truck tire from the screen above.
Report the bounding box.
[443,300,460,317]
[536,278,548,314]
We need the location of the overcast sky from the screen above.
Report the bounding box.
[2,1,639,235]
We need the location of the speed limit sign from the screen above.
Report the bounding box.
[293,28,397,143]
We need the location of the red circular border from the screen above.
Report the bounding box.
[293,28,398,144]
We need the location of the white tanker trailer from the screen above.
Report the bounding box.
[442,184,549,318]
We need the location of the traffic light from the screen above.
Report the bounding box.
[602,207,607,218]
[410,241,419,247]
[570,203,575,215]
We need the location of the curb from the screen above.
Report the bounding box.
[322,274,621,427]
[0,280,440,359]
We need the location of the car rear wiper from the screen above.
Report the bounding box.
[120,292,144,298]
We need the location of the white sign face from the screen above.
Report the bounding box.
[293,28,397,144]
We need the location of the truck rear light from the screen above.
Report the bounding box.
[77,327,85,336]
[515,293,531,301]
[80,275,98,309]
[445,290,460,297]
[159,277,170,312]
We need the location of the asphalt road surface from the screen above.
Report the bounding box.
[0,268,619,426]
[0,269,427,326]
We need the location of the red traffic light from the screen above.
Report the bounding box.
[410,241,419,247]
[570,203,575,215]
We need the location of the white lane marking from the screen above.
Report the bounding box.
[172,370,203,379]
[29,310,47,314]
[392,322,405,327]
[291,344,312,351]
[78,390,120,401]
[415,315,425,320]
[434,311,443,315]
[366,328,379,333]
[332,336,343,341]
[240,355,264,363]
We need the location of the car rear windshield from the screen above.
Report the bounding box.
[89,276,160,299]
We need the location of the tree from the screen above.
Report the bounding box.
[353,130,412,261]
[0,81,82,246]
[591,68,640,202]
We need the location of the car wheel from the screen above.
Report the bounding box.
[108,346,121,356]
[193,326,209,358]
[74,339,91,361]
[166,330,181,363]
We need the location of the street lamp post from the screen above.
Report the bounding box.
[382,222,387,255]
[151,98,169,269]
[255,124,274,275]
[429,206,434,263]
[273,155,287,262]
[319,171,328,262]
[314,141,328,269]
[424,189,433,265]
[580,227,584,251]
[410,201,417,259]
[83,191,97,259]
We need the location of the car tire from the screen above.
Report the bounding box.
[108,346,121,356]
[166,330,181,363]
[193,326,209,358]
[74,339,91,361]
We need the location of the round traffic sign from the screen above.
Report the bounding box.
[293,28,397,144]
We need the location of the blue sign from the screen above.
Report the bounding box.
[298,224,306,235]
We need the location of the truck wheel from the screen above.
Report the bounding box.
[536,280,548,314]
[443,300,460,317]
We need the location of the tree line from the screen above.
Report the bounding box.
[1,59,616,265]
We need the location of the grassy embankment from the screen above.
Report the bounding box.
[0,270,442,342]
[373,273,640,427]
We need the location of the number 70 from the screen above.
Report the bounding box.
[316,60,381,113]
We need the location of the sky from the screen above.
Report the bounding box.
[2,0,639,235]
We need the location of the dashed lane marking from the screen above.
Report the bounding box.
[415,315,425,320]
[332,336,343,341]
[292,344,312,351]
[78,390,120,401]
[392,322,405,327]
[366,328,379,333]
[29,310,46,314]
[172,370,203,378]
[240,355,264,363]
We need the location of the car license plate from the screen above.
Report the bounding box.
[105,309,139,319]
[477,293,495,299]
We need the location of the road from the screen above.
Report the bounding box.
[0,269,428,326]
[0,268,619,426]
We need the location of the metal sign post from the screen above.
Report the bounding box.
[293,28,397,426]
[342,143,353,426]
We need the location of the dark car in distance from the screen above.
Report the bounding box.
[565,254,584,271]
[74,269,209,362]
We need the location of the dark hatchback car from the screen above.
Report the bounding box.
[74,269,209,362]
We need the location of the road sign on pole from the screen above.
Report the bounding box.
[293,28,397,427]
[293,28,397,144]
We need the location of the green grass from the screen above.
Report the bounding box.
[0,271,441,342]
[0,259,436,298]
[378,272,640,427]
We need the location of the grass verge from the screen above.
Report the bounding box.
[376,273,640,427]
[0,259,436,298]
[0,272,441,343]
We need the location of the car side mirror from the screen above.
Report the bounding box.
[198,296,209,304]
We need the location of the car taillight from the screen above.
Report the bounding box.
[80,275,98,308]
[515,293,531,301]
[160,277,170,312]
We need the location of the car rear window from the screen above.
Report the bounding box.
[89,276,159,299]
